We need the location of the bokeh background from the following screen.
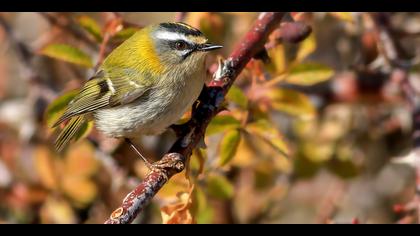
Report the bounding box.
[0,12,420,224]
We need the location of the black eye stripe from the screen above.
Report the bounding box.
[169,40,194,51]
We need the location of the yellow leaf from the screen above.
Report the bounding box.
[285,63,334,86]
[302,141,334,163]
[40,197,77,224]
[226,85,248,109]
[78,15,102,42]
[219,129,241,166]
[296,33,316,62]
[206,115,241,136]
[232,132,291,173]
[267,44,286,74]
[161,188,195,224]
[157,170,190,198]
[61,176,97,207]
[64,141,98,178]
[40,44,93,68]
[245,119,290,156]
[267,88,316,118]
[34,145,59,190]
[329,12,355,23]
[189,149,206,179]
[292,118,318,139]
[230,133,257,168]
[113,27,139,41]
[44,90,78,128]
[206,174,234,200]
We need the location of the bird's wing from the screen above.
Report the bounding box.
[106,68,153,106]
[52,68,152,127]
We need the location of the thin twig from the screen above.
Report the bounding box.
[104,12,287,224]
[0,15,56,99]
[94,14,122,70]
[39,12,98,50]
[0,15,34,75]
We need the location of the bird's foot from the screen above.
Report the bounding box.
[124,138,153,170]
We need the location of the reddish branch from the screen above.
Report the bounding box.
[104,12,287,224]
[175,12,188,22]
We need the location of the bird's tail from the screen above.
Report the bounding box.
[54,115,86,152]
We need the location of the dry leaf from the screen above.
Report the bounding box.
[34,145,59,190]
[161,187,195,224]
[61,176,98,207]
[64,141,99,178]
[40,196,77,224]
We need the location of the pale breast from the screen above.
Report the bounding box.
[93,69,205,138]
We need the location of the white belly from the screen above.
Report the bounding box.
[93,72,204,138]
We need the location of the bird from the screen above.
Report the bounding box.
[52,22,222,167]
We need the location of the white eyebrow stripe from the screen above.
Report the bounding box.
[155,31,192,43]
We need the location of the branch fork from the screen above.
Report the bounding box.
[105,12,288,224]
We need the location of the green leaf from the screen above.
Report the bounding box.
[193,187,214,224]
[293,155,321,179]
[226,85,248,109]
[245,119,290,156]
[78,16,103,42]
[254,162,276,190]
[219,129,241,166]
[206,115,241,136]
[267,88,316,118]
[296,33,316,62]
[285,63,334,86]
[45,90,79,128]
[411,64,420,73]
[40,44,93,68]
[113,27,138,41]
[206,174,234,200]
[302,141,334,162]
[326,158,359,179]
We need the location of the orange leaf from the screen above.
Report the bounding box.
[61,176,97,207]
[64,141,99,178]
[34,145,59,190]
[161,187,195,224]
[40,197,77,224]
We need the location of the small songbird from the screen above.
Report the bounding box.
[52,22,222,165]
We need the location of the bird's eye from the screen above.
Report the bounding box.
[174,41,187,50]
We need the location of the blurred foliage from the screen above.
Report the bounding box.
[0,12,420,224]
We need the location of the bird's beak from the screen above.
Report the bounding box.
[199,43,223,52]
